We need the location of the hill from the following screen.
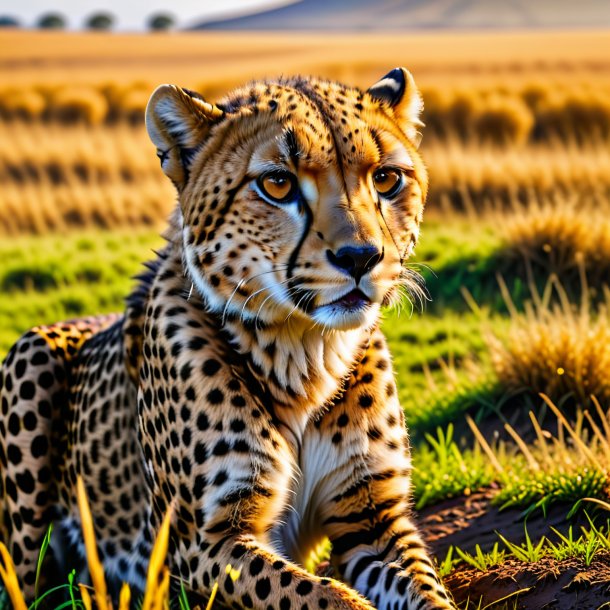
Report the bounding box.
[193,0,610,30]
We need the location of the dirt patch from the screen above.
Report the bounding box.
[417,487,585,558]
[444,552,610,609]
[416,489,610,609]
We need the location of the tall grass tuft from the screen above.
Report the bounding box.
[488,277,610,409]
[502,198,610,284]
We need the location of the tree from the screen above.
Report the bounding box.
[86,12,115,30]
[37,13,66,29]
[0,16,20,27]
[148,13,175,31]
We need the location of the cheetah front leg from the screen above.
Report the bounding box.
[190,534,377,610]
[137,352,375,610]
[316,330,455,610]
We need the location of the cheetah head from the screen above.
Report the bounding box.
[146,68,427,332]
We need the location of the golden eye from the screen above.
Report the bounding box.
[373,168,404,198]
[257,171,298,203]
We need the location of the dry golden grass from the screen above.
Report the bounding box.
[488,278,610,408]
[1,29,610,145]
[1,29,610,234]
[2,29,610,89]
[425,137,610,209]
[3,122,610,234]
[2,81,609,146]
[0,477,173,608]
[502,198,610,283]
[0,122,173,233]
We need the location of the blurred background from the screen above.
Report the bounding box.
[2,2,610,607]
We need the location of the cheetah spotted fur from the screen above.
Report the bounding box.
[0,68,455,609]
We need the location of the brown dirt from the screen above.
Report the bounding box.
[416,489,610,609]
[444,553,610,609]
[417,487,585,558]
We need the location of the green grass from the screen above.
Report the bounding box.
[411,424,496,509]
[0,229,164,355]
[443,518,610,575]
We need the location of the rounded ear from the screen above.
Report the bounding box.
[146,84,224,187]
[367,68,424,148]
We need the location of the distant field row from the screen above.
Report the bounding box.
[2,118,609,235]
[3,79,610,146]
[2,29,610,88]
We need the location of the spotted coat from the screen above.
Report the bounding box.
[0,69,455,609]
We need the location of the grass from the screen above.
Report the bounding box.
[0,229,163,354]
[0,122,173,234]
[488,277,610,410]
[1,29,610,237]
[3,26,610,608]
[444,519,610,574]
[0,476,205,610]
[500,197,610,287]
[2,118,610,237]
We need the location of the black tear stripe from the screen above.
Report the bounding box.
[283,83,353,280]
[377,196,403,264]
[286,193,313,280]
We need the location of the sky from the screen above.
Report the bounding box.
[5,0,293,30]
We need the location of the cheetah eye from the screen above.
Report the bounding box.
[372,167,404,199]
[256,171,298,204]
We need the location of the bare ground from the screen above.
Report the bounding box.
[417,489,610,609]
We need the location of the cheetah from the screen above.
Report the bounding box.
[0,68,456,609]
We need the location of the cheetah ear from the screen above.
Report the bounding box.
[146,84,224,187]
[368,68,424,148]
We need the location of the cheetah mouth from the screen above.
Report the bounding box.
[328,289,371,311]
[311,288,378,330]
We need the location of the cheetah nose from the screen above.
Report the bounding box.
[326,245,384,283]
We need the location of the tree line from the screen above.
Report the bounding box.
[0,13,176,30]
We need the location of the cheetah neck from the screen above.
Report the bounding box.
[143,232,374,441]
[228,316,370,406]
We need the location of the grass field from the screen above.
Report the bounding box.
[2,27,610,610]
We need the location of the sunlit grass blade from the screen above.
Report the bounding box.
[205,582,219,610]
[178,581,192,610]
[142,507,173,610]
[504,422,539,471]
[118,582,131,610]
[79,584,93,610]
[76,476,110,610]
[539,394,605,471]
[466,415,504,473]
[34,523,53,600]
[579,497,610,512]
[0,541,28,610]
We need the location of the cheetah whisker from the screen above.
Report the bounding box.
[254,284,301,329]
[284,290,312,323]
[243,278,295,326]
[223,265,291,324]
